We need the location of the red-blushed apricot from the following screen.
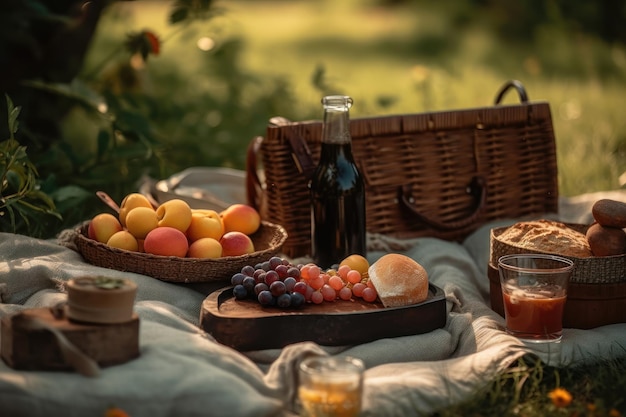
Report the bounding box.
[143,226,189,257]
[219,231,255,256]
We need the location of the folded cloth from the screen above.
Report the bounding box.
[1,190,626,417]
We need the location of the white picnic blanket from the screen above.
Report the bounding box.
[1,190,625,417]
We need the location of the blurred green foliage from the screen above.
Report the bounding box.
[0,0,302,238]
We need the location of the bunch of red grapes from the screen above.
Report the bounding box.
[231,256,378,309]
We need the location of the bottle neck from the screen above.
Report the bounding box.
[321,95,352,145]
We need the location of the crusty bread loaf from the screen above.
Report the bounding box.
[498,219,592,258]
[368,253,429,308]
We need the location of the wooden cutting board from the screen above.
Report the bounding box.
[200,284,447,350]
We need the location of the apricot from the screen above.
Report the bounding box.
[340,254,370,275]
[220,231,255,257]
[125,206,158,239]
[119,193,153,227]
[156,199,193,233]
[143,226,189,257]
[186,210,224,242]
[107,230,139,252]
[220,204,261,235]
[88,213,123,243]
[187,237,223,259]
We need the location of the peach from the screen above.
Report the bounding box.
[187,237,222,259]
[220,204,261,235]
[125,206,158,239]
[156,199,192,233]
[88,213,123,243]
[219,231,255,257]
[187,209,224,242]
[143,226,189,257]
[107,230,139,251]
[119,193,153,227]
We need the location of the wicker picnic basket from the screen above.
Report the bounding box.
[74,221,287,283]
[247,80,559,258]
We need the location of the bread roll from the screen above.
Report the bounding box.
[497,219,592,258]
[368,253,429,308]
[586,222,626,256]
[592,199,626,228]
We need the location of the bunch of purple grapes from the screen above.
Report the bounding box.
[230,256,305,308]
[230,256,378,309]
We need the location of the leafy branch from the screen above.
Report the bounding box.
[0,95,61,234]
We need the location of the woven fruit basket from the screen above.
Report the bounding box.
[488,222,626,329]
[74,221,288,283]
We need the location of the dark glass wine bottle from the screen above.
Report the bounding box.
[309,95,366,269]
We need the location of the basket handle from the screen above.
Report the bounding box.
[494,79,529,104]
[245,135,264,211]
[271,116,317,180]
[398,175,487,231]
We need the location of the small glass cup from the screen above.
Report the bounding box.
[298,356,364,417]
[498,254,574,343]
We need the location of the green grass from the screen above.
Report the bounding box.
[436,354,626,416]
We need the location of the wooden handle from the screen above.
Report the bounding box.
[494,79,529,104]
[96,191,120,213]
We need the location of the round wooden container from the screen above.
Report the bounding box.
[489,223,626,329]
[67,276,137,324]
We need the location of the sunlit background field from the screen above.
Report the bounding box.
[87,0,626,196]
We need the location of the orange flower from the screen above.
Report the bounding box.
[609,409,622,417]
[124,30,161,60]
[105,407,131,417]
[548,387,573,408]
[143,31,160,55]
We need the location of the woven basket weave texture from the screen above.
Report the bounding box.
[258,103,558,258]
[75,221,287,283]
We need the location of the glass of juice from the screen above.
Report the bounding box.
[498,254,574,343]
[298,356,364,417]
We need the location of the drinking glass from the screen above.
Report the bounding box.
[498,254,574,343]
[298,356,364,417]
